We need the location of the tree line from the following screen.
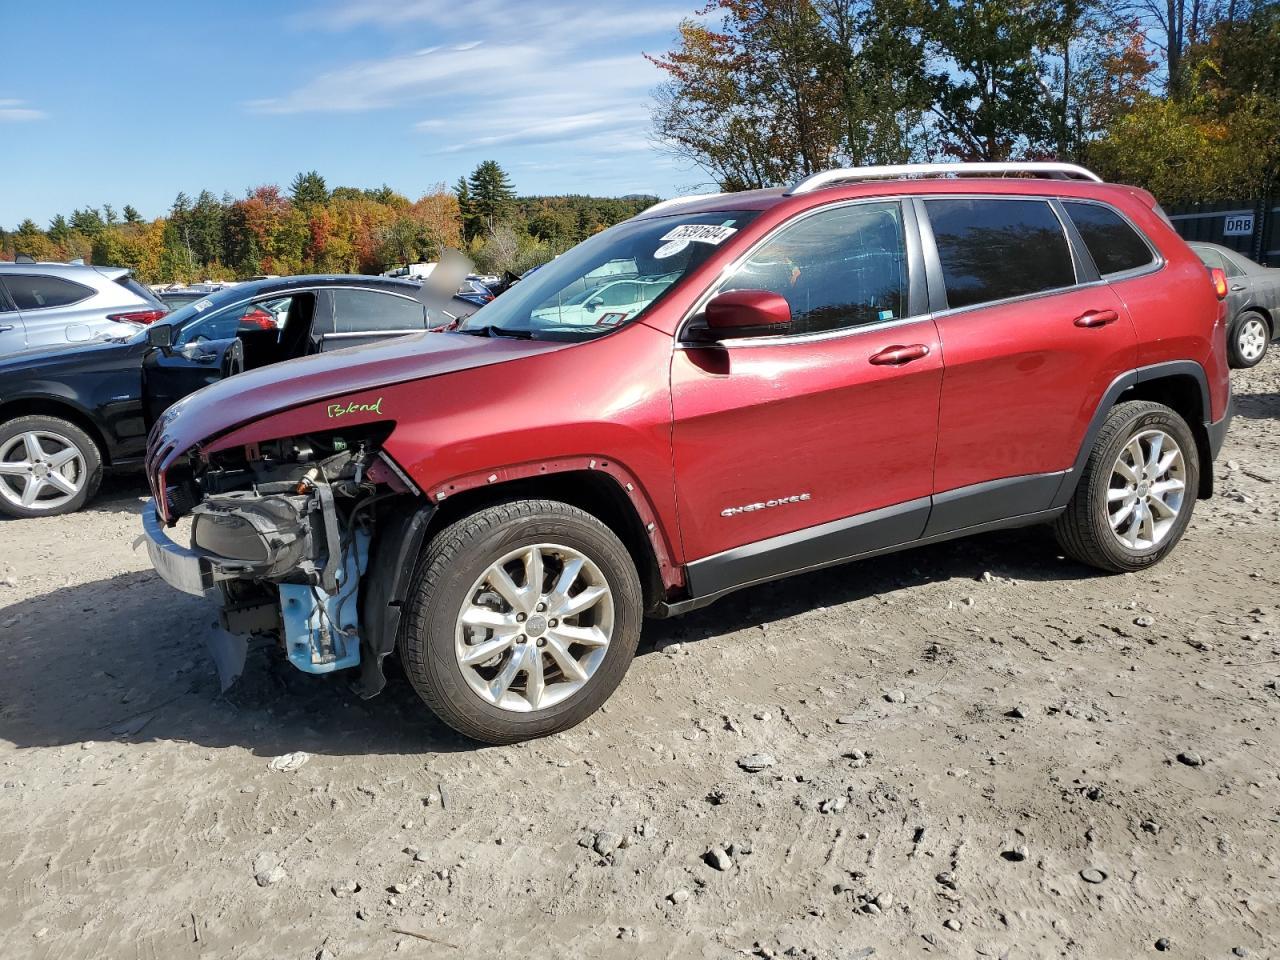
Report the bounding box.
[649,0,1279,201]
[0,164,655,284]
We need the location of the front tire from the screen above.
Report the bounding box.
[399,499,643,744]
[0,414,103,518]
[1228,311,1270,368]
[1054,401,1199,573]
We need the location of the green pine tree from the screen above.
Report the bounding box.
[289,170,329,207]
[466,161,516,235]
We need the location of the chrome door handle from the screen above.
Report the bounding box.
[0,324,14,333]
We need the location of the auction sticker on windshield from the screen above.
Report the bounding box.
[654,223,737,259]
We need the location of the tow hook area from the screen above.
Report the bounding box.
[280,527,370,674]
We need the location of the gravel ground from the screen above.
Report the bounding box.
[1,357,1277,960]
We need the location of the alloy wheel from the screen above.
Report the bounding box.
[454,543,614,712]
[1238,317,1268,363]
[0,430,87,512]
[1106,429,1186,550]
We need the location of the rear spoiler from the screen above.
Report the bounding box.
[1125,187,1174,227]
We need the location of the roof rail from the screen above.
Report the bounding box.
[642,192,725,215]
[785,162,1102,196]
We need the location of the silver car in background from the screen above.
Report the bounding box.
[0,261,168,355]
[1190,242,1280,368]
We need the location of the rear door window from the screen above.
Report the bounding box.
[331,289,427,333]
[925,198,1076,310]
[2,273,94,310]
[1062,201,1155,276]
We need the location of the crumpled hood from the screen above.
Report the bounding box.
[151,331,567,462]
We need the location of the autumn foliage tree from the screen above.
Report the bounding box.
[2,164,653,281]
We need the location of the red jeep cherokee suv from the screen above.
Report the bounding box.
[142,162,1232,744]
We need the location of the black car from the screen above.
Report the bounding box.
[156,288,216,311]
[1190,242,1280,368]
[0,275,477,518]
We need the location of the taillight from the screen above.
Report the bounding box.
[239,307,276,330]
[108,308,168,325]
[1209,267,1228,300]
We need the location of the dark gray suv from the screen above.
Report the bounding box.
[0,261,168,355]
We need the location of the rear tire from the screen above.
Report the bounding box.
[399,499,642,744]
[1227,311,1270,368]
[0,414,102,518]
[1054,401,1199,573]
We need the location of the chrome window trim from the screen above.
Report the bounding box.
[322,329,426,339]
[675,310,938,350]
[928,279,1110,322]
[1058,197,1165,282]
[675,196,928,347]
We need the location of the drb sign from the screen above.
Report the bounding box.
[1223,214,1254,237]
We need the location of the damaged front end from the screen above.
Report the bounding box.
[142,425,431,696]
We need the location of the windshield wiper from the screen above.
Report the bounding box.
[459,324,535,340]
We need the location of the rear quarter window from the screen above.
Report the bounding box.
[1062,201,1155,276]
[1,273,94,310]
[925,198,1076,310]
[116,275,166,308]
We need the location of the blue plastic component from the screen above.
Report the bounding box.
[280,527,370,675]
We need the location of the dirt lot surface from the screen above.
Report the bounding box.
[1,359,1277,960]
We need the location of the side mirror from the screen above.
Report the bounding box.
[688,289,792,342]
[147,324,174,350]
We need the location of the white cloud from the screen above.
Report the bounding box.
[0,98,46,122]
[254,0,696,191]
[306,0,688,41]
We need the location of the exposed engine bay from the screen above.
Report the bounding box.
[162,425,425,693]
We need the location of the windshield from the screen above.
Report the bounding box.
[458,211,759,340]
[127,284,251,342]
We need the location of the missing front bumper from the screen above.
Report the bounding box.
[143,493,372,679]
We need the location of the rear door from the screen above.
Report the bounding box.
[313,288,430,351]
[920,196,1138,532]
[0,279,27,354]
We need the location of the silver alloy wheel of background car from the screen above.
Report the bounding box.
[454,543,614,712]
[0,430,87,512]
[1106,428,1186,550]
[1237,316,1269,364]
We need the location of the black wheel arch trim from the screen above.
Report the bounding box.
[355,498,436,698]
[1050,359,1216,508]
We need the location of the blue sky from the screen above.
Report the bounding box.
[1,0,707,227]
